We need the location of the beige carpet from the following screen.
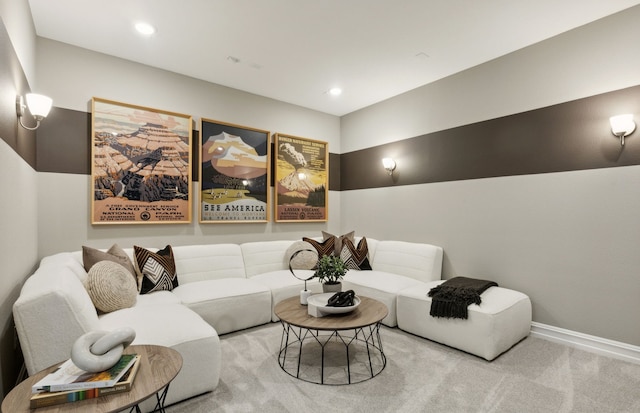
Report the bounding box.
[165,322,640,413]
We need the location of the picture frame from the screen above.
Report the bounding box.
[91,97,192,224]
[274,133,328,222]
[199,119,270,223]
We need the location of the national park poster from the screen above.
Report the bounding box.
[274,133,328,222]
[199,119,270,223]
[91,98,192,224]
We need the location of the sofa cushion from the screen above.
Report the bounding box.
[134,245,179,294]
[241,240,296,277]
[97,303,221,407]
[135,290,182,307]
[171,278,271,334]
[82,244,137,282]
[98,303,216,348]
[84,261,138,313]
[40,252,90,282]
[371,240,443,282]
[171,244,246,283]
[284,241,318,270]
[342,270,425,327]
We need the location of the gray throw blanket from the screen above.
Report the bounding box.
[428,276,498,319]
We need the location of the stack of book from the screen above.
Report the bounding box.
[29,353,141,408]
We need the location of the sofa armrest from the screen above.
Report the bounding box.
[13,269,99,375]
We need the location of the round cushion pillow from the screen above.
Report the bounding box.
[285,241,318,270]
[85,260,137,313]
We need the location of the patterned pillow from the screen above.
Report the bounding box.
[340,237,372,271]
[82,244,137,283]
[322,231,355,256]
[302,237,335,258]
[134,245,179,294]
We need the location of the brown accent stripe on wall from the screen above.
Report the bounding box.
[329,152,340,191]
[36,108,91,174]
[341,85,640,191]
[33,85,640,191]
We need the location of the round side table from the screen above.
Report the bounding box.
[2,344,182,413]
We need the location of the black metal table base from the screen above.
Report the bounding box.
[278,321,386,385]
[128,383,171,413]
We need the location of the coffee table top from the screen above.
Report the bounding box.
[2,344,182,413]
[274,295,388,330]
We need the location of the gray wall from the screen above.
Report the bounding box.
[0,0,38,400]
[341,6,640,346]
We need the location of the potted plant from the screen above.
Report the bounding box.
[315,255,348,293]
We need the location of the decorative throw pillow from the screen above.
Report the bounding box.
[322,230,355,256]
[82,244,137,283]
[284,241,318,270]
[340,237,373,271]
[134,245,179,295]
[84,261,137,313]
[302,237,335,259]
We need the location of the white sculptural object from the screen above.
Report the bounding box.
[70,327,136,372]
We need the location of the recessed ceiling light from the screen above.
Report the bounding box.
[135,22,156,36]
[328,87,342,96]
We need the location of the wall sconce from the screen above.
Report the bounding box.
[16,93,53,131]
[382,158,396,175]
[609,114,635,146]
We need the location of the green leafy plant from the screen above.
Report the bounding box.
[315,255,348,285]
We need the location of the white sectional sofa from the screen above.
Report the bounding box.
[13,237,531,410]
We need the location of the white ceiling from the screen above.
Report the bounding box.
[27,0,640,116]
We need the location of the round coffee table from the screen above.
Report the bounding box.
[274,295,388,385]
[2,344,182,413]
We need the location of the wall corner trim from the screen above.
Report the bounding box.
[530,321,640,365]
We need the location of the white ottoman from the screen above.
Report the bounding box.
[396,280,531,361]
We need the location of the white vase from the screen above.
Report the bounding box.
[322,282,342,293]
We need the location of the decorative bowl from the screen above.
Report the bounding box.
[306,293,361,314]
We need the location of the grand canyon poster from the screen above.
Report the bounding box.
[199,119,270,223]
[91,98,192,224]
[274,134,328,222]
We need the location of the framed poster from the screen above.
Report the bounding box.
[91,98,192,224]
[274,133,328,222]
[199,119,270,223]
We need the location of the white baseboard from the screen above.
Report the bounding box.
[530,322,640,364]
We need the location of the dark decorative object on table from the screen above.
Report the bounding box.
[326,290,356,307]
[315,255,348,292]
